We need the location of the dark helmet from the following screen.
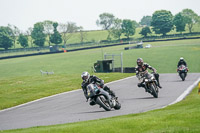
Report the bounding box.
[81,71,90,82]
[137,58,143,66]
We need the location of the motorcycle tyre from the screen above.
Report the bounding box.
[150,84,158,98]
[114,101,121,110]
[96,95,111,111]
[180,73,185,81]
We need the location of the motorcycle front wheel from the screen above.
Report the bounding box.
[180,73,185,81]
[96,95,111,111]
[150,84,158,98]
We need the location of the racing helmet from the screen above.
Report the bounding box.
[180,57,184,61]
[137,58,143,66]
[81,71,90,82]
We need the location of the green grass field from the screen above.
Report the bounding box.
[0,38,200,132]
[0,39,200,110]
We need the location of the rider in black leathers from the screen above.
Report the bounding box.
[81,71,115,105]
[177,57,187,68]
[135,58,162,91]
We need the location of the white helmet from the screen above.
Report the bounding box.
[81,71,90,82]
[180,57,184,61]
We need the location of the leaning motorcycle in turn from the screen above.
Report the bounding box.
[139,72,159,98]
[86,83,121,111]
[177,65,188,81]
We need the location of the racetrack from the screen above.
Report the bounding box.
[0,73,200,130]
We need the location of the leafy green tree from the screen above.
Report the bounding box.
[121,19,136,39]
[140,16,152,26]
[18,34,28,48]
[139,26,152,37]
[31,22,46,47]
[50,22,62,45]
[110,18,123,40]
[132,20,139,28]
[8,24,20,48]
[0,26,13,36]
[181,9,199,33]
[96,13,115,30]
[43,20,54,46]
[151,10,173,36]
[173,13,186,33]
[0,32,13,50]
[0,26,14,50]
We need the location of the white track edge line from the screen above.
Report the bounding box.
[162,77,200,108]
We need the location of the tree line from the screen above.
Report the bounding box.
[97,9,200,39]
[0,8,199,50]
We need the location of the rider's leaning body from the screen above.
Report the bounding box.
[81,72,115,101]
[135,58,162,90]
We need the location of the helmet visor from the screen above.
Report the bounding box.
[137,61,143,66]
[82,76,88,81]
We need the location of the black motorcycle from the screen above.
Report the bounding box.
[86,83,121,111]
[141,72,159,98]
[177,65,188,81]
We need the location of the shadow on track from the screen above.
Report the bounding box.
[77,110,115,114]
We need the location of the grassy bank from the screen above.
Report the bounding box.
[9,24,200,49]
[3,86,200,133]
[0,39,200,110]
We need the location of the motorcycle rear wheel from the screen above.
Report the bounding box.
[114,101,121,110]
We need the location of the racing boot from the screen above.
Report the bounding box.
[109,90,116,97]
[157,81,162,88]
[104,86,116,97]
[156,78,162,88]
[89,100,96,106]
[154,73,162,88]
[138,83,148,92]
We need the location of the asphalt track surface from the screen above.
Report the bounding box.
[0,73,200,130]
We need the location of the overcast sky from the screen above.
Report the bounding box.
[0,0,200,32]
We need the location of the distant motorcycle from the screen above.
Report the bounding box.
[177,65,188,81]
[86,83,121,111]
[140,72,159,98]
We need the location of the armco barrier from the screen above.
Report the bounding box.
[0,43,128,60]
[0,51,63,60]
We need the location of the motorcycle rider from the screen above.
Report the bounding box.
[177,57,188,77]
[177,57,187,68]
[135,58,162,91]
[81,71,115,105]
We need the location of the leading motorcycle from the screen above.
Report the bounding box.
[86,83,121,111]
[177,65,188,81]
